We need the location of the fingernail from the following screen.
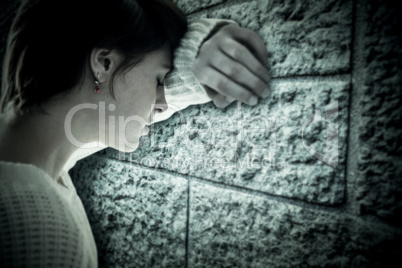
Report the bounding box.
[263,53,269,65]
[249,96,258,106]
[225,96,235,103]
[262,87,270,98]
[265,73,270,82]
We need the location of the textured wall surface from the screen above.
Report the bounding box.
[1,0,401,267]
[354,0,402,226]
[71,157,188,267]
[105,79,350,205]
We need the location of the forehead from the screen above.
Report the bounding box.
[145,45,172,69]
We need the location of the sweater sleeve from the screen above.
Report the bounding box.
[153,18,237,123]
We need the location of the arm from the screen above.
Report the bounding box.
[154,18,271,123]
[154,18,237,122]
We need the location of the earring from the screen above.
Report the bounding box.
[94,73,100,93]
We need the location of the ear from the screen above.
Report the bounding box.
[90,48,124,83]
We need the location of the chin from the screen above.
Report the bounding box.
[107,131,142,153]
[107,137,140,153]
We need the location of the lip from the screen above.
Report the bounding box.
[141,125,150,136]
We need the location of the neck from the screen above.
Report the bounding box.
[0,112,76,180]
[0,96,102,180]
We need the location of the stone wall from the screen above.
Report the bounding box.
[1,0,401,267]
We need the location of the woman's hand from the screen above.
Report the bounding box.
[192,24,270,108]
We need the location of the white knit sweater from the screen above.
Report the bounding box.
[0,18,234,267]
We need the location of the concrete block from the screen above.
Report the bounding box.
[69,156,188,267]
[107,79,349,205]
[172,0,227,14]
[188,0,353,77]
[356,0,402,225]
[189,181,402,267]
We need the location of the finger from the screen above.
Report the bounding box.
[224,96,235,102]
[230,27,269,65]
[204,85,233,108]
[211,50,270,98]
[200,67,258,106]
[204,85,235,103]
[213,94,233,109]
[220,37,270,84]
[203,85,219,100]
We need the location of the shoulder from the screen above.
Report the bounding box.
[0,161,54,189]
[0,161,87,267]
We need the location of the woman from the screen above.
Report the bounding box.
[0,0,270,266]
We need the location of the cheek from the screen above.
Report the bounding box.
[104,109,145,151]
[130,91,155,119]
[134,86,158,114]
[114,71,157,117]
[115,86,149,111]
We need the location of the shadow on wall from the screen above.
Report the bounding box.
[1,0,401,267]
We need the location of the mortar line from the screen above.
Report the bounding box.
[340,0,359,210]
[343,0,357,210]
[94,155,402,230]
[186,0,234,16]
[185,176,191,268]
[343,0,367,215]
[100,155,345,211]
[186,0,259,17]
[271,73,351,82]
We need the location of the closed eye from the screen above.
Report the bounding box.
[157,78,164,87]
[157,68,171,87]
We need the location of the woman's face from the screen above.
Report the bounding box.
[104,46,172,152]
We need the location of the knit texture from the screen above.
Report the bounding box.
[0,162,97,267]
[0,18,234,267]
[156,18,236,122]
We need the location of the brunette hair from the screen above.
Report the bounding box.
[0,0,187,114]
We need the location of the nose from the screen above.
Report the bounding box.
[154,87,168,113]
